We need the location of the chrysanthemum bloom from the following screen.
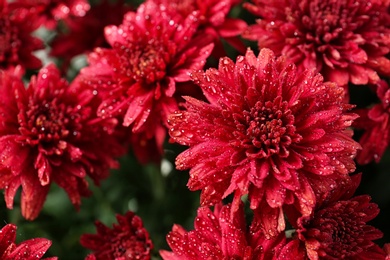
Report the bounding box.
[160,203,286,260]
[10,0,90,29]
[0,65,125,220]
[168,48,360,236]
[0,1,44,70]
[243,0,390,87]
[353,80,390,164]
[80,211,153,260]
[149,0,247,57]
[80,1,214,161]
[280,174,385,260]
[50,0,132,69]
[0,223,57,259]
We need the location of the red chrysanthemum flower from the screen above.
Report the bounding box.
[149,0,247,57]
[243,0,390,87]
[10,0,90,29]
[80,1,214,161]
[168,48,360,236]
[354,80,390,164]
[0,1,44,70]
[0,223,57,259]
[80,211,153,260]
[160,203,286,260]
[50,0,132,69]
[0,65,125,220]
[280,174,385,260]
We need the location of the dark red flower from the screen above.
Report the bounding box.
[243,0,390,87]
[149,0,247,57]
[0,1,44,70]
[161,203,286,260]
[168,48,360,236]
[280,174,385,260]
[0,223,57,259]
[50,0,132,69]
[80,211,153,260]
[354,80,390,164]
[0,65,125,220]
[80,1,214,162]
[10,0,90,29]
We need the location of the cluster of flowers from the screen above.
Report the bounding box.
[0,0,390,259]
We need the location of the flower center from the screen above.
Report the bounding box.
[299,0,377,45]
[115,38,174,85]
[233,97,300,158]
[306,201,368,258]
[112,234,151,259]
[22,97,81,155]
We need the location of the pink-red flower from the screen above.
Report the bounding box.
[168,48,360,236]
[0,223,57,259]
[160,203,286,260]
[354,80,390,164]
[243,0,390,87]
[10,0,90,29]
[149,0,247,57]
[80,1,214,161]
[80,211,153,260]
[279,174,385,260]
[0,65,125,220]
[0,0,44,70]
[50,0,132,69]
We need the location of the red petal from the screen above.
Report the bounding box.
[160,250,181,260]
[252,201,285,238]
[296,178,316,216]
[217,18,247,37]
[0,224,16,255]
[265,178,286,208]
[20,173,49,220]
[4,177,22,210]
[0,136,30,175]
[277,239,307,259]
[349,64,369,85]
[123,85,154,130]
[9,238,52,259]
[326,68,349,86]
[194,207,221,243]
[220,207,247,257]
